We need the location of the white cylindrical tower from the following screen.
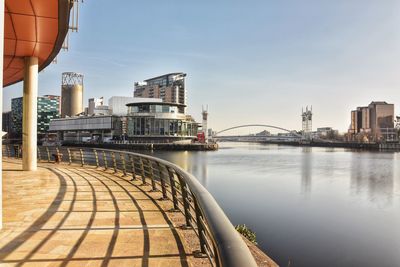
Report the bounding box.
[61,72,84,117]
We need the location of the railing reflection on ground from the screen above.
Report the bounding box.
[2,145,257,267]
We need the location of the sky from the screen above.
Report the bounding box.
[3,0,400,133]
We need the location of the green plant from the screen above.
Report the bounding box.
[235,224,257,244]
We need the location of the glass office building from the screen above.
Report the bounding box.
[12,95,60,138]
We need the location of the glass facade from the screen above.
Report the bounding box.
[37,95,61,134]
[127,117,197,137]
[126,102,198,138]
[11,95,61,137]
[128,104,178,114]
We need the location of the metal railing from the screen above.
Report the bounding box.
[3,145,258,267]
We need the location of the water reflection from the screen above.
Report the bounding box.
[301,147,312,195]
[350,153,394,204]
[149,143,400,267]
[148,150,209,186]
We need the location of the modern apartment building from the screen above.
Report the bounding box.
[350,101,395,141]
[12,95,61,138]
[134,73,187,113]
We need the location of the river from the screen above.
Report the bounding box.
[146,142,400,267]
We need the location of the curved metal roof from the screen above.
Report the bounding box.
[126,102,187,107]
[3,0,72,87]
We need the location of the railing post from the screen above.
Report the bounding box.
[140,157,146,185]
[177,173,192,227]
[103,150,108,170]
[111,152,117,173]
[167,167,179,211]
[6,145,10,157]
[67,148,72,164]
[120,153,127,176]
[46,146,50,162]
[194,199,207,254]
[56,147,61,163]
[94,149,99,168]
[129,155,136,181]
[16,145,21,158]
[79,149,84,166]
[148,159,157,191]
[157,162,168,200]
[37,146,41,161]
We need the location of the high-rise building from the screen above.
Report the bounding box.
[368,101,394,139]
[360,107,370,131]
[11,97,23,137]
[350,110,358,134]
[349,101,395,141]
[38,95,61,134]
[11,95,61,138]
[134,73,187,113]
[61,72,84,117]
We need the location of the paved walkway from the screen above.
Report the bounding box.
[0,159,207,267]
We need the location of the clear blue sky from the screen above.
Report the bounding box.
[3,0,400,133]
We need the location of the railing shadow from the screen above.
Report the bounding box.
[0,160,191,267]
[81,168,189,267]
[0,166,68,261]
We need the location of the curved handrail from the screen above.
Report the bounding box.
[103,148,258,267]
[3,145,258,267]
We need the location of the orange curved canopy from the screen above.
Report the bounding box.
[3,0,70,87]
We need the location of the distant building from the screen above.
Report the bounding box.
[92,105,111,116]
[301,106,313,139]
[255,130,271,136]
[350,110,358,134]
[349,101,395,141]
[49,115,122,143]
[368,101,394,137]
[11,97,23,137]
[134,73,187,113]
[126,102,198,140]
[61,72,84,117]
[11,95,61,138]
[88,97,104,115]
[108,96,135,116]
[38,95,61,135]
[2,111,13,137]
[316,127,338,138]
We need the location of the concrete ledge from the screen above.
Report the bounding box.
[241,236,279,267]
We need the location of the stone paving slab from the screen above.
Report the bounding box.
[0,159,203,267]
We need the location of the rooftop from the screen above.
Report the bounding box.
[126,102,187,108]
[144,73,186,82]
[369,101,392,106]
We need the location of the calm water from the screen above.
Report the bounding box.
[146,142,400,267]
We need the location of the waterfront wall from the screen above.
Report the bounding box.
[226,139,400,151]
[65,142,218,151]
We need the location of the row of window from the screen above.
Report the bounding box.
[127,117,197,137]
